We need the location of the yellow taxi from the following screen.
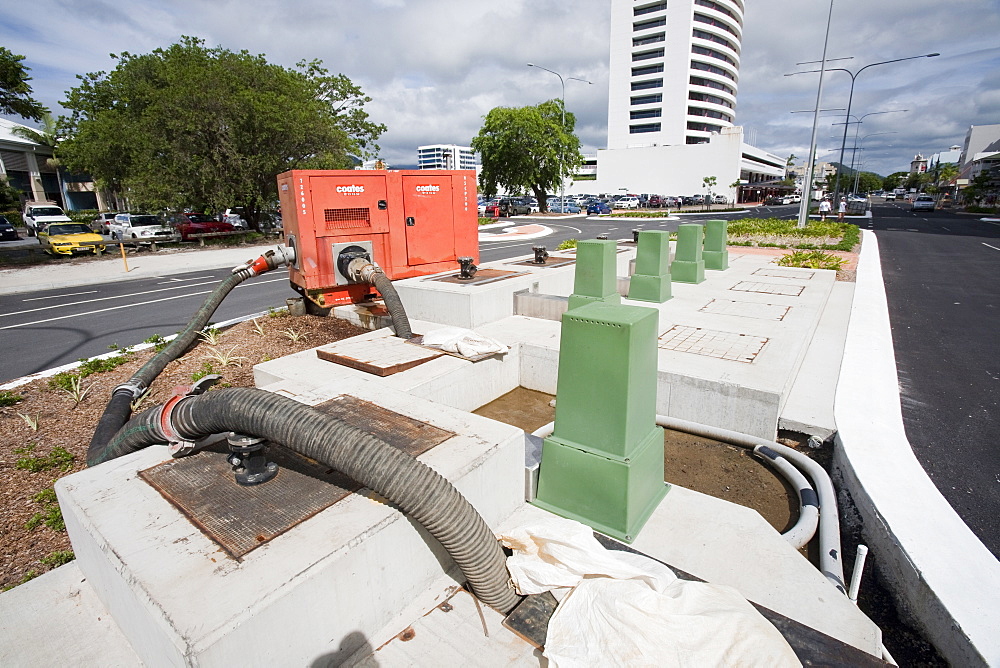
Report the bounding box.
[38,222,107,256]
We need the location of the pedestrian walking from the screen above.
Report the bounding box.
[819,198,831,221]
[838,198,846,222]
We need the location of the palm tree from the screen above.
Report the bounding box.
[936,163,959,202]
[10,113,64,206]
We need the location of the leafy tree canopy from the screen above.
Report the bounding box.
[882,171,908,191]
[59,36,385,227]
[471,100,583,211]
[0,47,47,121]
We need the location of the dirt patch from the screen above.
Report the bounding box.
[0,311,366,590]
[474,387,797,533]
[727,244,859,282]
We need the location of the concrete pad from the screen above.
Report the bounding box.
[54,384,524,667]
[780,280,855,439]
[0,562,140,666]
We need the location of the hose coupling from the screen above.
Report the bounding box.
[531,246,549,264]
[162,375,223,457]
[112,380,147,399]
[226,433,279,486]
[232,245,295,276]
[457,257,478,280]
[346,256,382,284]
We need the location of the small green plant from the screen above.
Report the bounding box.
[3,571,39,591]
[280,328,303,342]
[266,306,285,318]
[250,319,266,336]
[17,413,40,431]
[15,445,75,473]
[0,390,24,407]
[203,345,247,368]
[25,488,65,532]
[131,389,154,413]
[778,250,847,271]
[478,217,496,225]
[144,333,169,352]
[60,375,92,407]
[198,327,223,346]
[191,361,216,382]
[556,239,578,250]
[41,550,75,568]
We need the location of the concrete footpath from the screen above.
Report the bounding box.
[0,233,996,665]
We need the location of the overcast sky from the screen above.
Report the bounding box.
[2,0,998,177]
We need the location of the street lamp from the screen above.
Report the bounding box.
[787,52,939,201]
[527,63,592,209]
[831,110,907,181]
[852,132,897,193]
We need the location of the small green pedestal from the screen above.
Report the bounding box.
[671,223,705,284]
[703,219,729,271]
[628,230,672,303]
[568,239,622,310]
[534,301,668,542]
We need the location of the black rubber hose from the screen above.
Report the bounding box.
[95,387,519,614]
[87,270,253,465]
[371,271,413,339]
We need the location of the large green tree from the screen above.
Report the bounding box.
[59,37,384,227]
[0,47,47,121]
[471,100,583,212]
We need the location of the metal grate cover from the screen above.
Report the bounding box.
[658,325,768,363]
[140,395,454,559]
[324,207,371,230]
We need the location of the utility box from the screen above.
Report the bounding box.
[277,169,479,307]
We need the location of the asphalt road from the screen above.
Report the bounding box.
[866,201,1000,558]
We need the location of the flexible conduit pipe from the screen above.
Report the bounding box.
[532,421,820,551]
[88,248,293,465]
[94,387,520,614]
[654,415,846,595]
[350,259,412,339]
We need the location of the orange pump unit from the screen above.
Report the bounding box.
[277,169,479,307]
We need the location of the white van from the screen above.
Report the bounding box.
[23,202,71,237]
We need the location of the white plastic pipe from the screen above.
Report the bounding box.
[848,544,869,603]
[653,416,847,595]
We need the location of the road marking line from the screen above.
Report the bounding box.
[0,276,290,330]
[22,290,97,302]
[156,275,216,284]
[0,272,287,319]
[983,243,1000,252]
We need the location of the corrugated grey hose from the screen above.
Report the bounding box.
[370,271,413,339]
[87,270,253,465]
[94,387,520,614]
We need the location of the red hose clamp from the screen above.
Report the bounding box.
[160,375,222,457]
[248,254,272,276]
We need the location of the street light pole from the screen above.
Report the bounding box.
[527,63,591,211]
[832,111,906,190]
[794,0,835,229]
[788,52,938,202]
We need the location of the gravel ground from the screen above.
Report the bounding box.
[0,311,365,590]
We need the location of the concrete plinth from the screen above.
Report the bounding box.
[55,387,524,667]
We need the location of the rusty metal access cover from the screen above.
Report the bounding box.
[427,268,528,285]
[507,259,576,268]
[139,395,454,560]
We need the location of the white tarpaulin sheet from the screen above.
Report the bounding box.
[422,326,508,357]
[499,517,800,667]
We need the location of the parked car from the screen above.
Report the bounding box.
[169,212,236,241]
[0,215,19,241]
[92,212,119,235]
[22,202,71,237]
[587,201,612,215]
[662,196,679,208]
[691,194,706,205]
[647,195,663,208]
[883,193,896,201]
[712,194,727,205]
[911,195,936,212]
[224,208,248,229]
[617,196,641,209]
[764,196,784,206]
[109,213,176,242]
[549,202,581,213]
[37,222,106,256]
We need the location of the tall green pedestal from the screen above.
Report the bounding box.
[568,239,622,310]
[671,223,705,284]
[703,219,729,271]
[628,230,672,303]
[534,301,668,542]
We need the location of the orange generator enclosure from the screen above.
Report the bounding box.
[276,169,479,307]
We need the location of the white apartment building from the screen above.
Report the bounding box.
[607,0,742,148]
[574,0,784,199]
[416,144,478,171]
